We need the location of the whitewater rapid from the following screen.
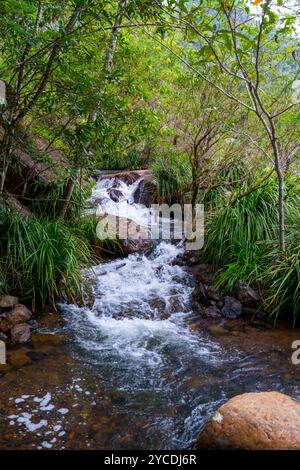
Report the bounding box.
[60,173,233,447]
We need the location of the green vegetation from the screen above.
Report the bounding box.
[0,201,94,308]
[0,0,299,323]
[203,176,300,323]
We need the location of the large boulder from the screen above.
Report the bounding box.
[235,281,261,307]
[197,392,300,450]
[221,296,242,319]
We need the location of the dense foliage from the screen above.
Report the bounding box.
[0,0,299,321]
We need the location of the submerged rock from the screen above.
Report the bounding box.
[207,325,229,337]
[197,391,300,450]
[221,296,242,319]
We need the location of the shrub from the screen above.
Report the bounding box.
[204,175,300,324]
[152,148,191,203]
[0,202,94,309]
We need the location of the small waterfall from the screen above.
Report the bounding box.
[61,172,230,447]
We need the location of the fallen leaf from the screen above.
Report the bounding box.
[252,0,264,5]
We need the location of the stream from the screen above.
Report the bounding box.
[1,171,300,450]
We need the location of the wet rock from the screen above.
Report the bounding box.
[8,349,31,368]
[185,375,206,390]
[205,286,221,302]
[0,331,8,341]
[184,264,214,285]
[207,325,229,337]
[186,256,201,267]
[0,295,19,309]
[250,319,273,330]
[108,188,123,202]
[0,316,12,333]
[10,323,31,343]
[122,238,153,255]
[31,333,65,346]
[235,282,261,307]
[243,307,268,321]
[197,392,300,450]
[203,305,222,319]
[27,351,47,361]
[28,319,39,330]
[6,304,32,325]
[177,250,202,266]
[192,283,207,304]
[257,310,268,320]
[160,312,171,320]
[133,179,156,207]
[117,172,140,185]
[221,296,242,319]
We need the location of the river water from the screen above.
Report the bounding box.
[1,172,299,450]
[59,173,300,449]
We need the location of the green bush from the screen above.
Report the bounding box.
[205,178,279,283]
[31,179,90,224]
[99,149,146,171]
[152,148,191,203]
[0,202,94,309]
[262,236,300,326]
[204,176,300,323]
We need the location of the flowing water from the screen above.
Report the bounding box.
[1,172,299,450]
[58,173,300,449]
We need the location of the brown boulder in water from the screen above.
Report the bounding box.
[10,323,31,344]
[197,392,300,450]
[122,238,153,255]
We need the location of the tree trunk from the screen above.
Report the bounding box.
[89,2,124,123]
[277,165,285,252]
[0,162,8,192]
[58,170,79,220]
[103,2,124,74]
[0,130,12,192]
[269,124,285,251]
